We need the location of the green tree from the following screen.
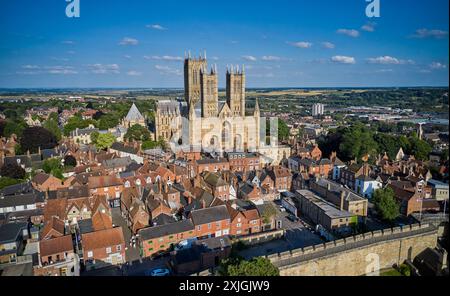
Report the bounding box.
[408,135,432,161]
[0,163,26,179]
[373,187,400,222]
[277,119,289,142]
[339,123,378,162]
[3,119,28,137]
[219,257,279,276]
[20,126,58,153]
[0,177,24,189]
[63,115,94,136]
[124,124,151,141]
[97,113,120,130]
[90,131,100,145]
[43,118,62,141]
[374,133,399,160]
[95,133,116,150]
[42,158,62,174]
[141,137,166,150]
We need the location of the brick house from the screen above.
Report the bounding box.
[81,227,126,270]
[268,166,292,192]
[88,175,124,207]
[227,204,262,237]
[200,171,230,201]
[139,219,195,257]
[32,173,65,192]
[189,205,231,239]
[38,235,74,266]
[227,152,260,172]
[195,158,230,175]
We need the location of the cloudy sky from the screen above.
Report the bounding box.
[0,0,448,88]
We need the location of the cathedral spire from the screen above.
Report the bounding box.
[254,98,260,115]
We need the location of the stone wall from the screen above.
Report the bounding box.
[268,223,437,276]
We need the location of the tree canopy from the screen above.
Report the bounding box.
[43,118,62,141]
[373,187,400,222]
[0,163,26,179]
[124,124,151,141]
[20,126,58,153]
[42,158,64,179]
[94,133,116,150]
[219,257,279,276]
[64,155,77,167]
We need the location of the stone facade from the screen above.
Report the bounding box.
[155,54,290,165]
[269,223,438,276]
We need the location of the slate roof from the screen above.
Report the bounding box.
[196,158,228,165]
[0,192,45,208]
[102,156,133,169]
[152,213,177,226]
[139,219,194,240]
[125,103,145,121]
[0,222,27,243]
[110,142,139,155]
[190,205,230,225]
[0,182,34,197]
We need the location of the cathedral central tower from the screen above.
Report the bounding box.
[184,53,207,107]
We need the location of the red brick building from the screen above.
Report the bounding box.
[81,227,126,270]
[190,205,231,239]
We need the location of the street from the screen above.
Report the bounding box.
[238,201,324,260]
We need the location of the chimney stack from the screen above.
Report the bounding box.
[340,191,345,211]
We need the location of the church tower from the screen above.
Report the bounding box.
[184,52,207,107]
[200,65,219,118]
[226,65,246,117]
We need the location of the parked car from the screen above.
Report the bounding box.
[145,268,171,276]
[279,207,286,212]
[287,214,299,222]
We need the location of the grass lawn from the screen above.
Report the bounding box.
[380,269,403,276]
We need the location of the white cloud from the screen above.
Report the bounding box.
[210,56,219,61]
[51,57,70,62]
[337,29,360,37]
[412,29,448,39]
[367,56,415,65]
[361,22,376,32]
[146,55,183,61]
[230,40,239,44]
[261,55,281,61]
[119,37,139,46]
[67,51,76,55]
[46,66,77,75]
[331,55,356,64]
[419,69,432,74]
[155,65,182,76]
[127,70,142,76]
[321,42,335,49]
[375,69,393,73]
[18,65,77,75]
[146,24,167,30]
[288,41,312,48]
[430,62,447,69]
[242,55,257,62]
[124,55,132,59]
[62,40,75,45]
[22,65,40,69]
[88,64,120,74]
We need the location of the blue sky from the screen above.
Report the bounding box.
[0,0,448,88]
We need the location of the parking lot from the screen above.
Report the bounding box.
[239,201,324,259]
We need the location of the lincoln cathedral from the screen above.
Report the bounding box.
[154,53,290,164]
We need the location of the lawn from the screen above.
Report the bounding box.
[380,269,403,276]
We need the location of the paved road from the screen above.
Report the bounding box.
[238,201,324,259]
[111,208,141,262]
[81,256,170,276]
